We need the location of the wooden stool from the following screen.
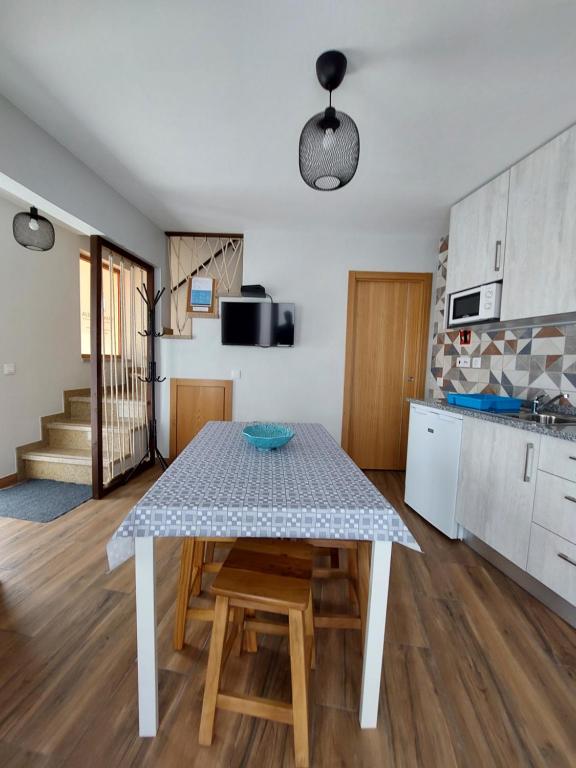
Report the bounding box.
[173,537,237,650]
[310,540,364,633]
[199,540,315,768]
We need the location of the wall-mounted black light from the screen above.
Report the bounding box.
[12,206,55,251]
[299,50,360,191]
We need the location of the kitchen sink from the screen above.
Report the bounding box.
[505,411,576,426]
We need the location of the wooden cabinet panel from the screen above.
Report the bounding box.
[533,470,576,546]
[170,378,232,457]
[501,125,576,321]
[527,523,576,606]
[538,434,576,482]
[445,170,509,303]
[456,417,539,569]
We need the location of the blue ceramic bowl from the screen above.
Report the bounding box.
[242,423,295,451]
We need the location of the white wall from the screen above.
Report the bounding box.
[0,196,90,476]
[0,94,167,321]
[158,229,437,454]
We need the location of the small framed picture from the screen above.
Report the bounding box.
[186,276,218,318]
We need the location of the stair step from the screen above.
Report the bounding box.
[47,418,146,451]
[22,447,132,464]
[22,447,133,485]
[69,396,147,420]
[47,418,147,432]
[22,447,93,465]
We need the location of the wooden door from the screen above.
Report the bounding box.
[342,272,432,470]
[170,379,232,458]
[445,170,509,302]
[501,124,576,321]
[456,417,539,569]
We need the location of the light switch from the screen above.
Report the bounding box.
[230,369,241,380]
[3,363,16,375]
[456,356,471,369]
[436,377,443,387]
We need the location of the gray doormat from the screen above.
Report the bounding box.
[0,479,92,522]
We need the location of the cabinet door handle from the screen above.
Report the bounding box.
[558,552,576,568]
[523,443,535,482]
[564,495,576,504]
[570,456,576,461]
[494,240,502,271]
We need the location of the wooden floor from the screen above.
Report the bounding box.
[0,469,575,767]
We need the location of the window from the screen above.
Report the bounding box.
[79,253,121,357]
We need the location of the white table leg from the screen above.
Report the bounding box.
[359,540,392,728]
[135,537,158,737]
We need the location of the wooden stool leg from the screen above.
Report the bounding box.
[199,595,229,746]
[173,538,195,650]
[347,546,359,608]
[357,542,371,646]
[232,607,245,656]
[243,609,258,653]
[289,608,310,768]
[204,541,216,564]
[304,589,315,670]
[190,539,205,597]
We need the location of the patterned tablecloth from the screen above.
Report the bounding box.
[106,422,418,570]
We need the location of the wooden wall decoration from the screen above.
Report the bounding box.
[167,234,243,336]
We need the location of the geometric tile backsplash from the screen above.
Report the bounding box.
[429,236,576,409]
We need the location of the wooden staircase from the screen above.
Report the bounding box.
[16,388,147,486]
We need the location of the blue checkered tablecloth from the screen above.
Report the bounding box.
[106,422,418,569]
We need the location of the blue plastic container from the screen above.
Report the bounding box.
[242,423,295,451]
[446,393,522,413]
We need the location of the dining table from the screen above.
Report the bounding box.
[106,421,420,737]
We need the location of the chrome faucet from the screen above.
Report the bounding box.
[531,392,569,415]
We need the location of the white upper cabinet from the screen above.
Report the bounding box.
[500,126,576,321]
[446,170,510,299]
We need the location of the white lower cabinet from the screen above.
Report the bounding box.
[527,524,576,606]
[532,470,576,545]
[456,417,540,569]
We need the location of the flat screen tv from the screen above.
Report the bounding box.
[221,301,295,347]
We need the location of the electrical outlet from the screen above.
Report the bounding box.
[230,369,241,380]
[456,356,471,369]
[3,363,15,375]
[472,357,482,369]
[436,377,443,387]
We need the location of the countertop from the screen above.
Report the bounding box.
[409,398,576,443]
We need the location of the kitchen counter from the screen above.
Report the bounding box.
[409,398,576,443]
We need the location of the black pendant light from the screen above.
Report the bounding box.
[299,50,359,191]
[12,206,55,251]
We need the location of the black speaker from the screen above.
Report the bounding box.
[241,284,266,298]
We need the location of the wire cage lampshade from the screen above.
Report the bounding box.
[299,50,359,191]
[12,206,55,251]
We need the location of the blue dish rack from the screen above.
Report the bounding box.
[446,393,522,413]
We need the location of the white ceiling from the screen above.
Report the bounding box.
[0,0,575,237]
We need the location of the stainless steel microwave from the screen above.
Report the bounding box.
[448,282,502,327]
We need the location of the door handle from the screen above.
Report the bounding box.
[523,443,535,482]
[494,240,502,271]
[407,376,415,382]
[564,495,576,504]
[558,552,576,568]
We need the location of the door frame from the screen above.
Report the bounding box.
[341,271,433,459]
[169,378,233,459]
[90,235,155,499]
